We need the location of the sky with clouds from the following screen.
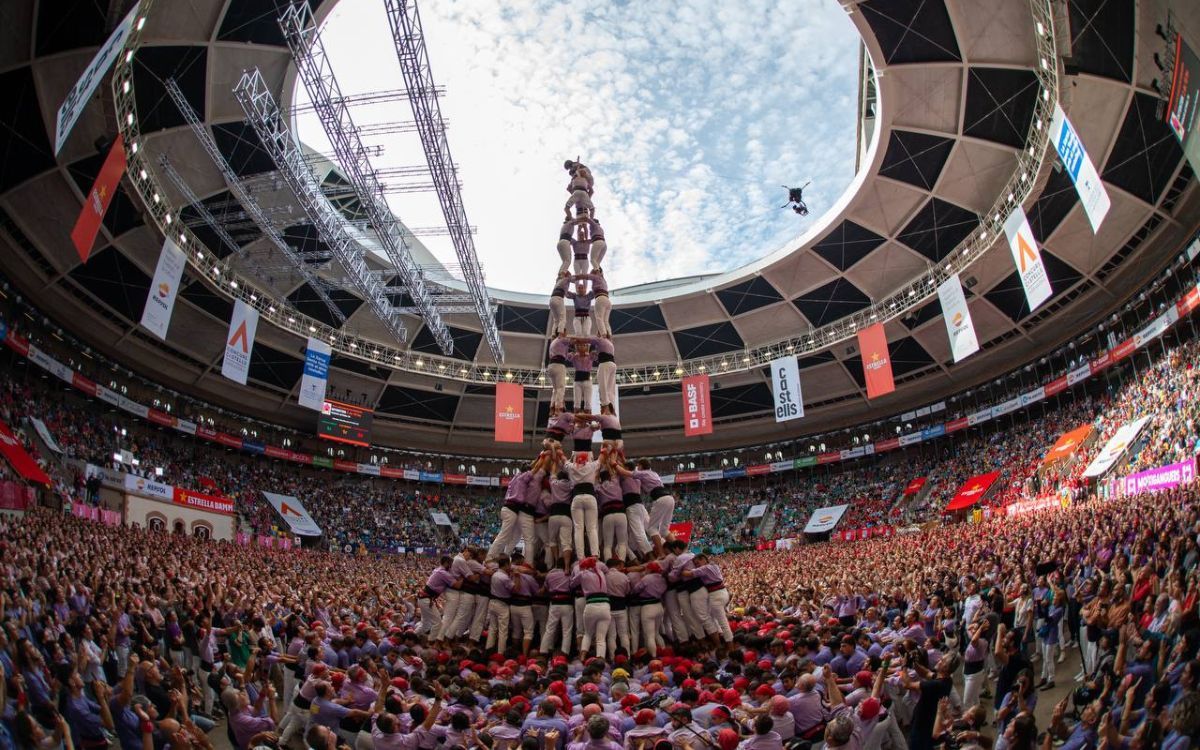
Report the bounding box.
[297,0,861,295]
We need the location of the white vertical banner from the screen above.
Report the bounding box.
[770,355,804,422]
[1003,207,1053,312]
[139,237,186,340]
[590,381,619,443]
[221,299,259,385]
[298,337,332,411]
[936,273,979,362]
[1049,103,1111,232]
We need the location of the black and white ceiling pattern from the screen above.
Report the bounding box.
[0,0,1195,453]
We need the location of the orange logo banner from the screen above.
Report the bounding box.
[71,135,126,263]
[494,382,524,443]
[857,323,895,399]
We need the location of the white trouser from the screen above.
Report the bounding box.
[593,295,612,338]
[486,599,511,651]
[596,361,616,407]
[575,598,585,648]
[963,666,985,708]
[437,588,464,640]
[532,519,549,566]
[549,297,567,336]
[626,503,653,555]
[606,608,631,656]
[468,593,490,641]
[573,256,590,277]
[1059,615,1070,646]
[198,662,213,714]
[590,240,607,270]
[548,514,573,558]
[664,590,688,642]
[418,597,441,636]
[549,363,568,410]
[446,591,479,641]
[533,604,548,643]
[601,511,628,561]
[581,602,611,658]
[488,507,521,559]
[707,588,733,641]
[511,605,534,648]
[572,312,592,338]
[571,494,599,558]
[282,667,296,709]
[556,242,571,275]
[279,701,311,750]
[688,588,715,636]
[541,604,574,654]
[628,605,642,651]
[676,587,706,640]
[639,602,665,656]
[515,512,536,556]
[566,189,593,217]
[573,374,593,410]
[1040,641,1057,681]
[648,495,676,538]
[1083,635,1097,675]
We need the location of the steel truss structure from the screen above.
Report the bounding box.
[382,0,502,361]
[233,68,407,341]
[278,1,462,356]
[162,79,345,325]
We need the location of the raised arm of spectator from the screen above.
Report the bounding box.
[824,668,844,707]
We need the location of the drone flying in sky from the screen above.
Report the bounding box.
[781,182,811,216]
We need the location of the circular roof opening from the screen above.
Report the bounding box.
[296,0,861,295]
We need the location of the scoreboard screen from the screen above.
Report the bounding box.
[317,400,373,447]
[1168,34,1200,174]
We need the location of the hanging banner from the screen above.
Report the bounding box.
[298,337,331,411]
[803,504,849,533]
[1049,103,1111,232]
[1042,424,1093,466]
[1121,458,1196,497]
[261,491,323,536]
[681,374,712,436]
[902,477,927,496]
[140,237,186,340]
[1083,417,1150,478]
[494,382,525,443]
[937,273,979,362]
[668,521,694,544]
[770,355,804,422]
[28,418,62,454]
[70,135,127,262]
[1003,207,1053,312]
[746,503,768,519]
[221,299,259,385]
[123,473,173,501]
[0,421,50,485]
[54,2,142,154]
[173,487,234,515]
[857,323,894,399]
[945,470,1002,511]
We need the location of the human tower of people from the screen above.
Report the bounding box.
[417,160,733,664]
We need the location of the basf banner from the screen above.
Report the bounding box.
[857,323,895,399]
[1004,207,1053,313]
[937,274,979,362]
[1050,103,1111,231]
[681,374,712,436]
[770,355,804,422]
[261,491,323,536]
[298,337,331,411]
[804,504,849,533]
[221,300,259,385]
[140,238,186,340]
[494,382,525,443]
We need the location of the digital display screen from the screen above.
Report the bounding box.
[1168,35,1200,174]
[317,399,373,447]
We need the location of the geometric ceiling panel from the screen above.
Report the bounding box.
[0,66,56,195]
[180,278,234,321]
[1102,92,1184,205]
[710,383,773,419]
[962,68,1039,149]
[1027,168,1080,242]
[35,0,107,55]
[329,354,391,380]
[280,223,332,265]
[377,384,460,422]
[286,283,363,328]
[896,197,980,263]
[792,278,872,327]
[497,304,549,334]
[66,246,151,322]
[715,276,783,316]
[859,0,961,64]
[879,131,955,190]
[811,220,888,270]
[886,335,936,377]
[179,191,262,259]
[132,46,208,133]
[983,249,1081,321]
[1066,0,1134,82]
[609,304,668,335]
[218,0,326,46]
[248,343,305,391]
[411,324,482,362]
[212,121,278,178]
[672,321,745,359]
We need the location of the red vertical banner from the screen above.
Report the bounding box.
[681,374,712,436]
[857,323,895,399]
[494,382,525,443]
[71,135,126,262]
